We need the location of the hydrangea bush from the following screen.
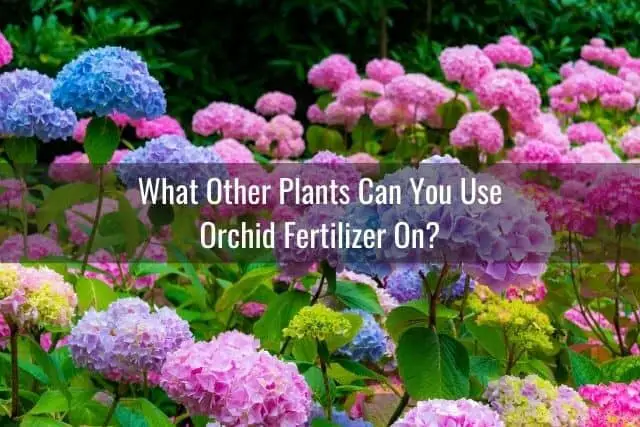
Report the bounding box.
[0,32,639,427]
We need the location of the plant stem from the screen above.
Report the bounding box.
[103,389,120,427]
[429,263,449,329]
[458,274,471,323]
[387,391,410,426]
[319,353,332,421]
[613,229,627,356]
[20,178,28,260]
[81,166,105,275]
[10,325,19,419]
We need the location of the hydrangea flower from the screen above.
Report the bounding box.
[133,115,185,139]
[566,122,605,145]
[0,179,34,213]
[439,45,495,90]
[308,54,358,91]
[0,315,9,348]
[581,38,630,69]
[484,375,588,426]
[49,150,127,183]
[386,73,454,114]
[160,331,312,426]
[255,91,296,116]
[0,264,77,329]
[192,101,266,140]
[0,234,62,262]
[284,304,351,341]
[337,309,386,363]
[52,46,166,118]
[0,70,77,141]
[116,135,228,203]
[68,297,192,383]
[238,301,266,318]
[483,35,534,67]
[385,265,424,303]
[620,126,640,158]
[324,101,365,130]
[450,111,504,154]
[586,173,640,227]
[255,114,305,159]
[580,381,640,427]
[210,138,255,163]
[0,32,13,67]
[393,399,504,426]
[441,272,476,302]
[336,78,384,108]
[365,58,405,84]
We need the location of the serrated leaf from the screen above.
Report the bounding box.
[568,349,602,386]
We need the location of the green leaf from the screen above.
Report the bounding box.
[333,358,385,381]
[470,356,501,388]
[601,355,640,383]
[28,337,71,404]
[292,338,317,363]
[76,277,118,313]
[20,416,71,427]
[254,291,310,350]
[326,312,363,353]
[316,93,335,110]
[116,194,143,255]
[306,125,345,154]
[436,98,467,129]
[115,406,148,427]
[5,138,37,167]
[36,183,98,230]
[311,419,341,427]
[334,281,383,315]
[28,390,68,415]
[0,353,49,384]
[385,305,429,342]
[119,398,173,427]
[568,349,602,387]
[216,266,277,312]
[351,116,376,150]
[148,204,174,227]
[84,116,120,165]
[397,327,470,399]
[464,320,506,362]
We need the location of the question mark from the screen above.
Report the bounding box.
[426,222,439,249]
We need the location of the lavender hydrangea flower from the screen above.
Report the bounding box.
[392,399,504,426]
[386,265,424,303]
[52,46,166,119]
[441,271,476,302]
[116,135,228,203]
[68,297,192,383]
[0,69,77,141]
[337,309,386,363]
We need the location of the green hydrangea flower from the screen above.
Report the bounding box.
[0,264,19,299]
[283,304,351,341]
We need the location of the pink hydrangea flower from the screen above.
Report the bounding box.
[306,104,327,124]
[620,126,640,157]
[0,32,12,67]
[0,179,35,213]
[439,45,495,90]
[393,399,504,426]
[347,152,380,176]
[238,302,266,318]
[369,99,418,127]
[133,115,185,139]
[336,78,384,108]
[0,234,62,262]
[49,150,128,183]
[365,58,405,84]
[210,138,255,163]
[307,54,358,91]
[508,139,563,164]
[580,381,640,427]
[506,278,547,302]
[450,111,504,154]
[0,315,9,348]
[192,102,266,140]
[160,331,312,426]
[255,114,305,159]
[255,91,296,117]
[483,35,534,67]
[587,173,640,227]
[386,73,454,114]
[567,122,605,144]
[600,91,636,111]
[564,142,621,163]
[581,38,630,69]
[324,101,365,130]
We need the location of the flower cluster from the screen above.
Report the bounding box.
[0,264,77,329]
[255,114,305,158]
[52,46,166,118]
[450,111,504,154]
[483,35,534,67]
[620,126,640,158]
[283,304,351,341]
[0,234,62,262]
[580,381,640,427]
[393,399,504,427]
[133,115,185,139]
[385,265,424,303]
[255,91,296,116]
[160,331,312,426]
[68,298,192,383]
[484,375,588,426]
[365,58,405,84]
[439,45,495,90]
[0,31,12,67]
[586,173,640,227]
[308,54,358,91]
[337,309,386,363]
[0,69,77,141]
[49,149,128,183]
[192,101,267,140]
[469,291,554,354]
[566,122,605,145]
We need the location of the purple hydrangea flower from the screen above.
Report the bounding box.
[0,69,77,141]
[393,399,504,426]
[385,265,424,303]
[52,46,166,118]
[337,309,387,363]
[68,297,192,383]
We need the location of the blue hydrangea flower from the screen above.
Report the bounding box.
[341,202,391,279]
[0,69,77,141]
[337,309,386,363]
[116,135,228,203]
[52,46,166,119]
[385,265,424,303]
[310,404,373,427]
[441,271,476,302]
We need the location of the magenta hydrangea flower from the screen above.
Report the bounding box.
[439,45,495,90]
[238,301,266,318]
[580,381,640,427]
[0,234,62,262]
[567,122,605,145]
[586,173,640,227]
[450,111,504,154]
[255,91,296,117]
[255,114,305,159]
[133,115,185,139]
[0,32,13,67]
[393,399,504,427]
[308,54,358,91]
[0,315,9,348]
[192,101,267,140]
[365,58,405,84]
[160,331,312,426]
[620,126,640,157]
[336,78,384,108]
[483,35,534,67]
[508,139,563,164]
[68,298,192,383]
[0,179,34,213]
